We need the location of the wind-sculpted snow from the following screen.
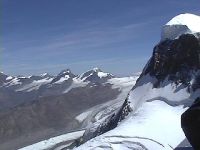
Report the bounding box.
[129,74,194,110]
[161,13,200,40]
[74,101,187,150]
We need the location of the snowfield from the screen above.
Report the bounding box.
[63,77,88,93]
[16,78,53,92]
[166,13,200,32]
[129,74,191,111]
[19,130,85,150]
[73,74,190,150]
[161,13,200,40]
[74,101,187,150]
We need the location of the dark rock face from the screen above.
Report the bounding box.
[181,97,200,150]
[143,34,200,88]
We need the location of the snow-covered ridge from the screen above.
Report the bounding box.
[75,101,187,150]
[78,67,114,82]
[161,13,200,40]
[166,13,200,32]
[0,68,116,92]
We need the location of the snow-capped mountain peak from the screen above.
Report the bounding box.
[50,69,75,84]
[161,13,200,40]
[41,73,48,76]
[79,68,114,82]
[40,73,51,78]
[92,67,102,72]
[166,13,200,32]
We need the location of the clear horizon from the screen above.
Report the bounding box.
[1,0,200,76]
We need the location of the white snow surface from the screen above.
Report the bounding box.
[63,77,88,93]
[75,100,187,150]
[74,73,192,150]
[40,73,48,77]
[107,76,138,90]
[129,74,191,111]
[54,75,70,84]
[76,110,93,123]
[5,77,21,87]
[166,13,200,32]
[97,72,110,78]
[16,78,53,92]
[18,130,85,150]
[79,68,113,81]
[161,13,200,40]
[6,76,13,80]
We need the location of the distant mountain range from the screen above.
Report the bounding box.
[0,68,139,150]
[0,68,116,110]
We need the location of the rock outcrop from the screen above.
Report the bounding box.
[181,97,200,150]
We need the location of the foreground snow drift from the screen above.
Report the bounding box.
[75,101,187,150]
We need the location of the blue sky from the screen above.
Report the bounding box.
[1,0,200,76]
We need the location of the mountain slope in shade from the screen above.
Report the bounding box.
[74,13,200,150]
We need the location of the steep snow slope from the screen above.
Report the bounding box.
[75,101,187,150]
[161,13,200,40]
[73,14,200,150]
